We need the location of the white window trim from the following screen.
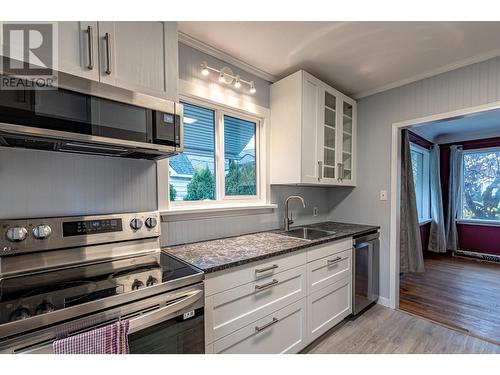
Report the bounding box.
[410,143,431,222]
[157,85,273,218]
[459,146,500,224]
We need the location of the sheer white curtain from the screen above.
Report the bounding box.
[428,145,447,253]
[445,145,463,251]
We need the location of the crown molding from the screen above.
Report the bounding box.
[178,31,277,83]
[353,48,500,100]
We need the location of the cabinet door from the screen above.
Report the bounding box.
[337,95,356,185]
[57,22,99,81]
[319,87,340,184]
[301,73,321,183]
[307,277,352,342]
[213,298,307,354]
[97,21,166,97]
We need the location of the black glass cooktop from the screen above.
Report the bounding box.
[0,252,202,325]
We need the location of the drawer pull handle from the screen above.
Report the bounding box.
[327,256,343,265]
[255,317,279,332]
[255,279,279,290]
[255,264,278,274]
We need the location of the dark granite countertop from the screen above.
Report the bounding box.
[163,221,379,274]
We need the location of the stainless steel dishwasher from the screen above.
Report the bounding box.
[352,231,380,315]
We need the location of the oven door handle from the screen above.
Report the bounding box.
[128,288,203,334]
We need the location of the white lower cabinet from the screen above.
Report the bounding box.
[205,265,306,343]
[204,237,354,353]
[212,298,307,354]
[307,277,352,342]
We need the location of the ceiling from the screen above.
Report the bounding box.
[178,21,500,98]
[412,108,500,144]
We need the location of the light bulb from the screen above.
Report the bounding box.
[249,81,256,94]
[218,72,225,82]
[234,75,241,88]
[201,62,209,76]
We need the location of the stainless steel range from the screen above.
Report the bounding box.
[0,211,204,354]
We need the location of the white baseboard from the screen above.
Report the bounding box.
[377,296,391,308]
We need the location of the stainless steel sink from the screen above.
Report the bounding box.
[280,227,336,240]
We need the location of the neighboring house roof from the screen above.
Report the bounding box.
[169,153,195,175]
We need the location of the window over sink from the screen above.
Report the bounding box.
[167,100,261,206]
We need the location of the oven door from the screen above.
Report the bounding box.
[1,283,204,354]
[128,288,204,354]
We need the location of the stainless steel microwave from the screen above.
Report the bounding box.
[0,72,183,159]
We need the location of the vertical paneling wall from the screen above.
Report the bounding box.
[328,56,500,300]
[0,148,156,219]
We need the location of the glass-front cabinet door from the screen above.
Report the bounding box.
[321,89,337,182]
[338,96,356,184]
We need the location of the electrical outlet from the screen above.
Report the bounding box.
[313,207,318,217]
[380,190,388,201]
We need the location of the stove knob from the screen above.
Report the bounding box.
[32,224,52,240]
[130,218,143,231]
[9,307,31,322]
[131,279,144,290]
[146,276,158,286]
[6,227,28,242]
[145,217,157,229]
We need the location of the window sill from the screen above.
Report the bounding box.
[419,219,433,225]
[456,219,500,227]
[161,203,278,222]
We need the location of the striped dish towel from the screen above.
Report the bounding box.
[53,320,130,354]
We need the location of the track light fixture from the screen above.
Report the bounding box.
[200,62,256,94]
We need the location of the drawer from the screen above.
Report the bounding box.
[205,265,306,343]
[205,250,306,296]
[306,238,352,263]
[307,248,351,294]
[307,277,352,342]
[213,298,307,354]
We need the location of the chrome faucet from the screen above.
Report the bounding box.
[283,195,306,231]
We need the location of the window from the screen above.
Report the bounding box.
[410,143,431,222]
[168,101,260,205]
[461,148,500,222]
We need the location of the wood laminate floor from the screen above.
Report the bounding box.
[305,304,500,354]
[399,255,500,345]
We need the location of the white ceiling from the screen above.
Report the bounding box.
[178,21,500,98]
[412,108,500,144]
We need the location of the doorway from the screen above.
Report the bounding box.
[390,102,500,345]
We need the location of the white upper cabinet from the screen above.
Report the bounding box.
[97,22,170,99]
[32,22,177,100]
[57,22,99,81]
[270,70,357,186]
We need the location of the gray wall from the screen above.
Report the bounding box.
[328,56,500,300]
[0,147,156,219]
[179,42,270,108]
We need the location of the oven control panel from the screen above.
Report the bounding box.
[0,211,161,256]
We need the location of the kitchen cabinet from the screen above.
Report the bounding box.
[57,22,99,81]
[204,237,354,353]
[0,22,178,100]
[211,299,308,354]
[97,22,171,98]
[270,70,357,186]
